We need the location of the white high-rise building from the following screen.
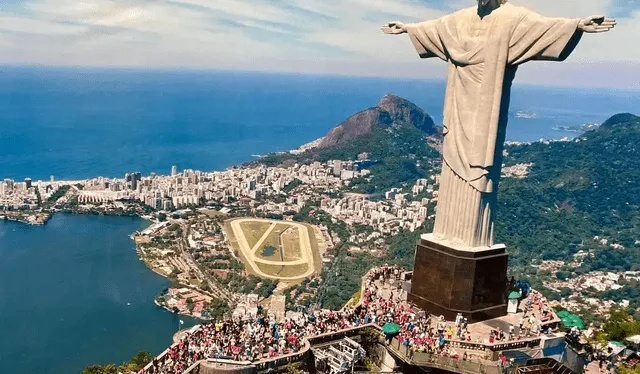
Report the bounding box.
[333,160,343,176]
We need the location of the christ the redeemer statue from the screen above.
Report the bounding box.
[383,0,615,249]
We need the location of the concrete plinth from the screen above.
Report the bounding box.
[407,234,508,323]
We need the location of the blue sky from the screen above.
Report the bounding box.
[0,0,638,88]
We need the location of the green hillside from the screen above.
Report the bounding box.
[497,113,640,273]
[258,95,441,193]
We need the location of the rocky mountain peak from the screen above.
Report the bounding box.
[319,94,436,149]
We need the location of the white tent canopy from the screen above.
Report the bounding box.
[627,335,640,344]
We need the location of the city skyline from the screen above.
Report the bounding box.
[0,0,638,89]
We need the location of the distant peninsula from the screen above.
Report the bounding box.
[552,123,601,133]
[515,110,537,119]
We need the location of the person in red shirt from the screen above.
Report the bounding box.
[499,353,508,367]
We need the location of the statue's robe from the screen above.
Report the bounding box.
[406,4,582,248]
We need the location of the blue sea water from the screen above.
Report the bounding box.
[0,214,198,374]
[0,67,639,374]
[1,66,638,181]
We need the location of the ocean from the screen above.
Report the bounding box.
[0,67,639,374]
[1,66,638,181]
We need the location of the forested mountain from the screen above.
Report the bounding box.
[497,113,640,273]
[259,94,440,192]
[319,94,437,148]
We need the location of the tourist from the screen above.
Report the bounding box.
[141,265,559,374]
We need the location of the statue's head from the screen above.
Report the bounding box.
[477,0,507,7]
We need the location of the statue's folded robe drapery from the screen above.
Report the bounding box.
[406,3,582,193]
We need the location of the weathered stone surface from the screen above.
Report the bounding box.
[383,1,615,250]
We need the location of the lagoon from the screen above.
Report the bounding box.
[0,214,197,374]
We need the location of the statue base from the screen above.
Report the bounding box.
[407,234,508,323]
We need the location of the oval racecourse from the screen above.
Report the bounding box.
[223,218,322,281]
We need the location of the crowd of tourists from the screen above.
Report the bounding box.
[140,265,557,374]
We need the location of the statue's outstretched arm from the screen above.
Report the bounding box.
[382,19,448,61]
[508,10,615,65]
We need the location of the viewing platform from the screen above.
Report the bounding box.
[141,266,573,374]
[151,324,570,374]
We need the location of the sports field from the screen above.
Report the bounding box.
[224,218,322,281]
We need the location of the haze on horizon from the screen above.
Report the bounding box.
[0,0,639,89]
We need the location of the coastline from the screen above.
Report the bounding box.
[2,208,146,227]
[152,299,212,321]
[132,225,231,321]
[0,211,52,225]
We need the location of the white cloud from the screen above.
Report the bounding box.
[0,15,88,35]
[170,0,294,25]
[0,0,637,88]
[574,10,640,63]
[515,0,613,16]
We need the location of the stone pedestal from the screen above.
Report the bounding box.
[407,234,508,323]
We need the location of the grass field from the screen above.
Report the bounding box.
[301,222,324,274]
[281,227,301,261]
[256,263,309,279]
[200,209,224,217]
[239,221,273,249]
[255,224,289,261]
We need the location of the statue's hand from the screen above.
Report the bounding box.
[381,21,407,35]
[579,15,616,33]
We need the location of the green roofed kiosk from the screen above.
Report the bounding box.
[507,291,521,314]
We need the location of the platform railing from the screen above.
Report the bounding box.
[253,340,311,372]
[387,337,516,374]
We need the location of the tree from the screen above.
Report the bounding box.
[131,351,153,368]
[205,299,230,320]
[81,365,117,374]
[283,363,305,374]
[603,309,640,341]
[618,365,640,374]
[82,352,152,374]
[167,272,179,285]
[256,279,279,299]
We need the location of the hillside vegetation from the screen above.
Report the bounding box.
[497,113,640,273]
[258,94,440,193]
